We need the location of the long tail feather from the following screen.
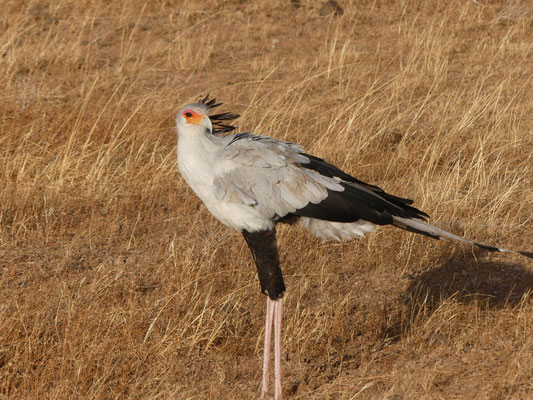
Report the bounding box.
[393,216,533,259]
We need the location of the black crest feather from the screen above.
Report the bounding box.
[200,94,240,134]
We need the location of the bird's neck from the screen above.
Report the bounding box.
[177,125,219,191]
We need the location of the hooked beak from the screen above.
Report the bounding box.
[200,115,213,133]
[192,114,213,133]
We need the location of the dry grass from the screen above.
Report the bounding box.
[1,0,532,398]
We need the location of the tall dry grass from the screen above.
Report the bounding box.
[0,0,532,398]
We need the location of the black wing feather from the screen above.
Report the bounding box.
[293,154,429,225]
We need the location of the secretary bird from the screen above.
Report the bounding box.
[176,95,532,399]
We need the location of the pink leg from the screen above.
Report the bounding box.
[274,298,283,400]
[261,297,274,399]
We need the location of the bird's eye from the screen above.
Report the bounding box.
[185,112,193,118]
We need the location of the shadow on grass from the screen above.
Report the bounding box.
[407,252,533,307]
[382,252,533,341]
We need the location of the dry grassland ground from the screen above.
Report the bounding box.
[1,0,533,398]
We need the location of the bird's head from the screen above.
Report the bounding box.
[176,95,239,135]
[177,103,212,133]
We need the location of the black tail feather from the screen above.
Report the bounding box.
[519,251,533,259]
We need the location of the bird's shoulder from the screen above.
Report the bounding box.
[217,132,308,169]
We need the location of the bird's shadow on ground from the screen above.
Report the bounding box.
[382,251,533,341]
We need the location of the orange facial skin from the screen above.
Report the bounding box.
[182,109,205,125]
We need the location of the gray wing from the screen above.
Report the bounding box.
[213,133,428,225]
[212,133,344,220]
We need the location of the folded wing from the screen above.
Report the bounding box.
[213,133,426,227]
